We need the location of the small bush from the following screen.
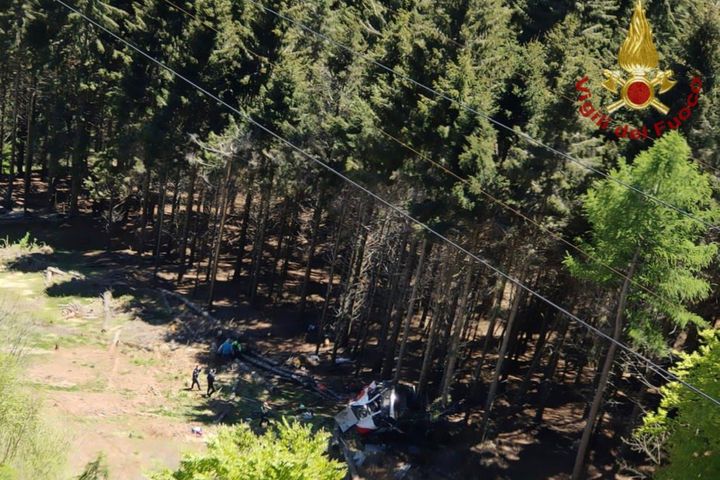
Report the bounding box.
[77,453,109,480]
[0,303,67,479]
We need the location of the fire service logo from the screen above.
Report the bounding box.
[575,0,702,141]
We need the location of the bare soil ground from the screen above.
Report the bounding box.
[26,333,209,478]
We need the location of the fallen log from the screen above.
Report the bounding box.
[46,266,85,280]
[160,289,215,321]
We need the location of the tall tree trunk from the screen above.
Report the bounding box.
[232,173,255,281]
[535,318,570,423]
[375,222,411,371]
[0,69,7,177]
[571,250,639,480]
[3,58,20,210]
[279,197,301,294]
[393,238,429,384]
[381,235,421,378]
[332,209,371,364]
[470,277,507,388]
[22,80,36,214]
[480,276,525,438]
[267,198,289,301]
[207,158,234,307]
[165,171,182,256]
[317,208,345,355]
[138,167,152,254]
[417,257,452,399]
[514,313,558,406]
[204,184,223,283]
[177,167,197,282]
[248,180,272,302]
[299,198,323,314]
[153,172,168,279]
[188,185,205,269]
[69,116,89,216]
[439,266,475,407]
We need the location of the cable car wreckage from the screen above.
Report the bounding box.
[161,291,433,438]
[215,339,423,435]
[335,381,417,435]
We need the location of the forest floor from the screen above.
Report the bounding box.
[0,176,633,479]
[0,224,338,478]
[0,217,627,480]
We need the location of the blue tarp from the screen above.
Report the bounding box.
[218,339,234,356]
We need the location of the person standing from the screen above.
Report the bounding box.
[206,369,217,397]
[190,365,201,391]
[259,401,271,427]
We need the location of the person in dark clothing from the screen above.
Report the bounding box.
[259,401,271,427]
[191,365,201,391]
[206,369,217,397]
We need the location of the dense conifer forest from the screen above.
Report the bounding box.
[0,0,719,478]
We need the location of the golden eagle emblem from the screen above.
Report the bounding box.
[602,0,676,114]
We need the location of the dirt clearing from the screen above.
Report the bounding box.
[25,320,214,478]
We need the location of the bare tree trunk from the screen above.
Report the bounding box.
[439,266,474,407]
[375,222,411,372]
[470,277,507,388]
[0,68,6,176]
[267,198,290,301]
[188,185,205,269]
[299,198,323,313]
[153,172,168,279]
[393,238,429,384]
[571,250,639,480]
[417,257,452,399]
[317,207,345,355]
[381,234,419,378]
[514,313,558,405]
[480,276,525,438]
[232,173,254,281]
[204,184,222,283]
[69,117,89,216]
[138,167,152,255]
[535,318,570,423]
[278,198,300,293]
[22,79,36,214]
[249,181,272,302]
[207,158,234,307]
[165,171,182,256]
[177,167,197,282]
[332,209,371,364]
[3,58,20,210]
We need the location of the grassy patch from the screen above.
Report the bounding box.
[130,356,161,367]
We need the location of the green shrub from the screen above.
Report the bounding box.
[0,303,67,479]
[77,454,110,480]
[152,419,346,480]
[633,330,720,478]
